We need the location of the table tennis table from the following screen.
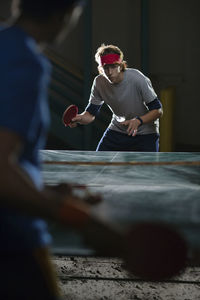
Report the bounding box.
[41,150,200,265]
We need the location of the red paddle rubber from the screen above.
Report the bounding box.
[62,104,78,127]
[123,222,188,280]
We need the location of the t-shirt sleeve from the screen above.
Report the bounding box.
[0,57,44,141]
[88,77,104,106]
[138,75,157,104]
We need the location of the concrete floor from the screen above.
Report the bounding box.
[52,256,200,300]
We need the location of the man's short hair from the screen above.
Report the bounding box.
[15,0,82,19]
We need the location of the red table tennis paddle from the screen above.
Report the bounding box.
[62,104,78,127]
[123,222,188,280]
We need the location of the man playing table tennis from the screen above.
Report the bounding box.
[70,44,163,151]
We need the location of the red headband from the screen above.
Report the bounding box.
[100,54,122,66]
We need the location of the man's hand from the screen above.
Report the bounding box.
[68,114,82,127]
[121,118,142,136]
[69,111,95,127]
[44,183,73,196]
[44,183,102,206]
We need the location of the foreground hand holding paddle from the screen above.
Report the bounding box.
[54,188,188,280]
[43,179,188,280]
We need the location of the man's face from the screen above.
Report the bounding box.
[102,63,123,84]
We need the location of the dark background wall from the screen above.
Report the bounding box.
[0,0,200,151]
[148,0,200,150]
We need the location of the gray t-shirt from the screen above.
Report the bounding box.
[88,68,159,135]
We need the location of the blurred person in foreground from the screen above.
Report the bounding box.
[70,44,163,152]
[0,1,95,299]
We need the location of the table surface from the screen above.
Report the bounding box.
[41,151,200,260]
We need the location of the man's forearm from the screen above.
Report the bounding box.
[140,108,163,124]
[0,159,59,218]
[78,111,95,124]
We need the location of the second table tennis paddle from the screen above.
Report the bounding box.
[123,222,188,280]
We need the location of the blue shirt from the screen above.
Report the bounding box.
[0,25,52,251]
